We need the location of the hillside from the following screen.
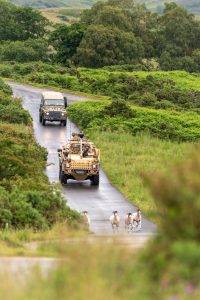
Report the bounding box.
[10,0,95,8]
[10,0,200,14]
[138,0,200,14]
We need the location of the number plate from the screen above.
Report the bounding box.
[75,170,86,174]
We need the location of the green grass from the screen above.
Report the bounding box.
[88,132,192,218]
[126,70,200,91]
[79,68,200,91]
[68,99,197,217]
[0,222,88,256]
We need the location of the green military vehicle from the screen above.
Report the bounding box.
[39,92,67,126]
[58,133,100,185]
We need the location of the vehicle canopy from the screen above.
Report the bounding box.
[42,92,64,100]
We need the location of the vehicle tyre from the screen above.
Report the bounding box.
[39,114,42,122]
[60,171,67,184]
[42,116,46,126]
[91,174,99,186]
[62,120,67,127]
[59,165,62,180]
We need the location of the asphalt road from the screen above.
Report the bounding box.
[8,81,156,236]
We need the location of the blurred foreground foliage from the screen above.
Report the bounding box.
[138,145,200,299]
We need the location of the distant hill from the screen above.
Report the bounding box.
[137,0,200,14]
[10,0,200,14]
[10,0,95,8]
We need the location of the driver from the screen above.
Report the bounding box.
[70,144,80,154]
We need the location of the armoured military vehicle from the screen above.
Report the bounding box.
[39,92,67,126]
[58,133,100,185]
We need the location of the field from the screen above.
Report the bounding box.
[67,98,197,217]
[87,132,192,218]
[40,7,84,24]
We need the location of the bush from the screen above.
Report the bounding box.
[0,79,81,230]
[140,92,157,107]
[0,39,50,63]
[68,100,200,142]
[147,149,200,240]
[1,63,200,112]
[0,78,12,95]
[103,99,133,117]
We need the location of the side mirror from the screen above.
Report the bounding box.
[64,97,68,108]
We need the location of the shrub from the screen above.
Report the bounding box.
[0,39,50,63]
[0,79,81,230]
[68,100,200,142]
[103,99,133,117]
[140,92,157,107]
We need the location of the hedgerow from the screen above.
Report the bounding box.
[68,100,200,142]
[1,62,200,112]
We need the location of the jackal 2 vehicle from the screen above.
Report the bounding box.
[58,133,100,185]
[39,92,67,126]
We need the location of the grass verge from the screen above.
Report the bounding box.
[89,132,193,219]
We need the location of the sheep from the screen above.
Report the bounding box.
[109,211,120,233]
[82,211,90,226]
[132,209,142,230]
[124,213,133,232]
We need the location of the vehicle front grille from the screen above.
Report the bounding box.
[71,162,91,170]
[49,111,61,118]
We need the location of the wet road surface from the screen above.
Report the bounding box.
[8,81,156,236]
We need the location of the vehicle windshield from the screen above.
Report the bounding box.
[44,99,64,106]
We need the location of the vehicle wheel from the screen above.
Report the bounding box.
[59,166,62,180]
[42,116,46,126]
[60,170,67,184]
[91,174,99,186]
[60,120,66,126]
[39,114,42,122]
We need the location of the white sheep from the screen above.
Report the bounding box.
[109,211,120,233]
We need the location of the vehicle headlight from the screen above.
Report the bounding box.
[92,164,97,169]
[61,112,65,116]
[45,112,49,115]
[65,163,70,169]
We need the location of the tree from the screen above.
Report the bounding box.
[77,25,144,67]
[78,0,155,67]
[158,2,200,57]
[50,23,86,64]
[0,39,50,62]
[0,0,49,41]
[81,0,159,57]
